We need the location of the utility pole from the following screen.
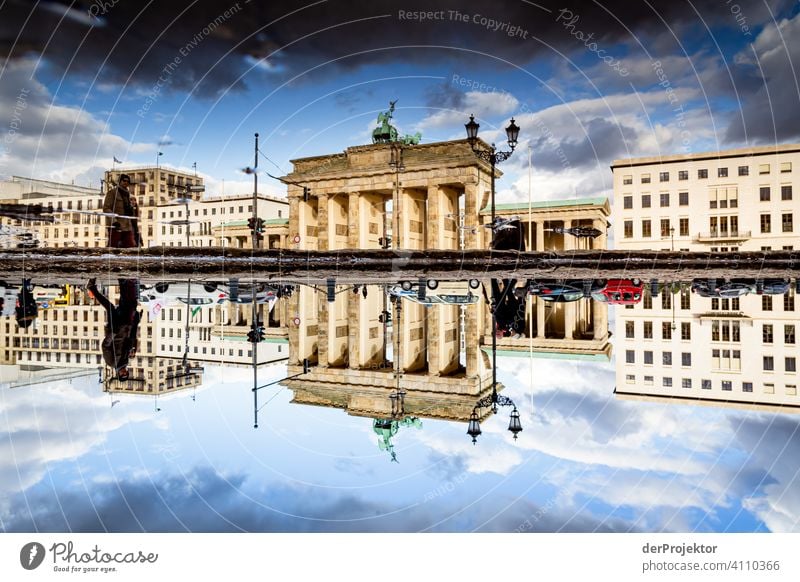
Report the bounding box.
[252,132,259,249]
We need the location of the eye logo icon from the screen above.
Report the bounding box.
[20,542,46,570]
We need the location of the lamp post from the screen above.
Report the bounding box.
[464,115,520,247]
[467,369,522,445]
[670,225,675,251]
[388,143,404,249]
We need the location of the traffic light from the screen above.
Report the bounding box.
[255,218,265,234]
[302,187,311,202]
[247,217,256,231]
[247,324,266,343]
[303,358,311,374]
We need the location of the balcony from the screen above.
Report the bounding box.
[694,230,751,242]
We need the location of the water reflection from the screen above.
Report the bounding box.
[1,275,799,531]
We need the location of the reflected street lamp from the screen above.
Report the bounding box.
[465,115,520,247]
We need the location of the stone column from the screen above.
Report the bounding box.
[287,290,301,365]
[536,220,545,251]
[464,182,480,249]
[345,292,362,370]
[317,193,329,251]
[317,292,329,367]
[347,191,360,249]
[536,298,546,338]
[564,301,576,340]
[593,301,608,340]
[288,196,300,248]
[426,184,441,250]
[563,219,575,251]
[426,305,441,375]
[593,218,607,249]
[465,305,480,376]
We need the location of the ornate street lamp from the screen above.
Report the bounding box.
[465,115,520,247]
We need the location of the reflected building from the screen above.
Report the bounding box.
[615,280,800,412]
[284,283,495,422]
[484,293,611,361]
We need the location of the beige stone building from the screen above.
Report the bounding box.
[284,139,609,251]
[612,144,800,252]
[158,193,288,248]
[0,176,106,248]
[614,279,800,412]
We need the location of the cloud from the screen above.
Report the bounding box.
[724,13,800,143]
[0,59,150,183]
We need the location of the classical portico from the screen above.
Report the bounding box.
[284,139,499,251]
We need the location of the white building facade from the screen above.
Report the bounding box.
[612,144,800,252]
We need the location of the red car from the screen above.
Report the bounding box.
[591,278,643,305]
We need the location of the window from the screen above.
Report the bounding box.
[644,293,652,309]
[763,295,773,311]
[625,350,635,363]
[712,321,720,341]
[680,289,691,310]
[679,191,688,206]
[738,165,749,176]
[702,379,712,390]
[644,376,654,385]
[626,374,635,383]
[641,173,651,184]
[788,357,797,372]
[624,220,633,238]
[764,383,775,394]
[660,219,671,237]
[781,161,792,173]
[682,378,692,389]
[698,168,708,179]
[679,217,689,236]
[783,213,793,233]
[763,324,773,343]
[643,321,653,339]
[663,377,673,387]
[623,175,633,185]
[761,214,771,233]
[662,292,672,310]
[760,186,770,201]
[759,163,770,175]
[641,194,651,208]
[642,220,652,237]
[785,290,795,311]
[678,170,688,180]
[782,185,792,200]
[644,351,653,365]
[785,324,796,344]
[681,352,691,366]
[764,356,774,371]
[623,195,633,209]
[662,322,672,340]
[681,322,691,340]
[718,167,728,178]
[659,171,669,182]
[663,351,672,365]
[743,382,753,393]
[660,193,670,207]
[722,381,732,391]
[625,321,634,338]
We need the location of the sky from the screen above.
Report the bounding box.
[2,0,800,202]
[1,349,796,533]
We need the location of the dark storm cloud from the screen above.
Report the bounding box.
[1,464,634,532]
[0,0,771,99]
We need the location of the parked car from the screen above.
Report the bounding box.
[517,279,604,302]
[139,282,228,306]
[592,278,644,305]
[757,278,792,295]
[691,278,755,298]
[389,279,481,306]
